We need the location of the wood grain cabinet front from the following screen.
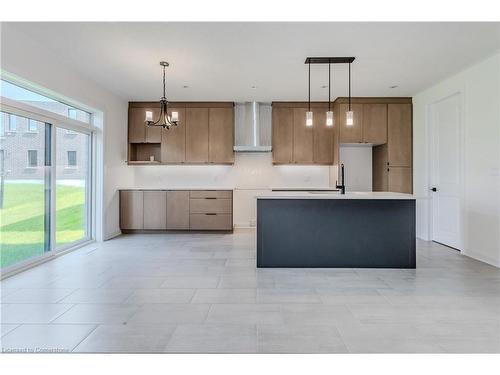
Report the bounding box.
[209,108,234,164]
[143,191,167,230]
[272,107,294,164]
[120,190,144,230]
[186,108,209,163]
[161,108,186,163]
[363,104,387,144]
[166,191,190,230]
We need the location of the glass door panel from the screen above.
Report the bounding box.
[0,112,51,268]
[55,127,90,248]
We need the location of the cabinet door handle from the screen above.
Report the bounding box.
[205,213,217,215]
[204,197,217,200]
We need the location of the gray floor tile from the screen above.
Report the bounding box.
[128,304,210,324]
[125,289,195,304]
[256,288,321,304]
[73,324,176,353]
[1,324,20,337]
[1,303,74,324]
[60,289,133,304]
[1,288,76,303]
[207,304,284,325]
[191,289,256,303]
[257,324,348,353]
[52,304,140,324]
[161,276,220,289]
[165,324,257,353]
[1,324,97,353]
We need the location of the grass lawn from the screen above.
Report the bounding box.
[0,182,86,269]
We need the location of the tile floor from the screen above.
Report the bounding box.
[1,229,499,353]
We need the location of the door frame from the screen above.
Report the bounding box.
[425,91,465,251]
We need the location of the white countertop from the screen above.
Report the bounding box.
[256,191,417,200]
[118,187,234,191]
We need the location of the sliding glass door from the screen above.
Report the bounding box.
[0,112,52,269]
[0,111,93,271]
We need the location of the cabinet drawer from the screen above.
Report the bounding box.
[189,213,232,230]
[189,190,232,199]
[190,198,232,214]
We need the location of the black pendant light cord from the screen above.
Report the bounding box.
[308,61,311,112]
[348,62,351,111]
[328,62,331,112]
[162,65,167,100]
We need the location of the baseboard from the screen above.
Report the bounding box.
[462,250,500,268]
[104,231,122,241]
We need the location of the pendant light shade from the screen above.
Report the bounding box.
[326,111,334,126]
[145,61,179,129]
[346,110,354,126]
[306,111,313,127]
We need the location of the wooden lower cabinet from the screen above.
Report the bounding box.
[190,214,232,230]
[120,189,232,231]
[166,191,190,230]
[143,191,167,229]
[189,190,233,230]
[120,191,144,230]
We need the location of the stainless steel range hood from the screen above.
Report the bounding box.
[233,102,272,152]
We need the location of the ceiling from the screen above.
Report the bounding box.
[4,22,500,102]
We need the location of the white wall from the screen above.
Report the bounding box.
[1,24,132,240]
[413,52,500,267]
[339,146,372,192]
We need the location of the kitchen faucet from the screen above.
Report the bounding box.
[336,163,346,195]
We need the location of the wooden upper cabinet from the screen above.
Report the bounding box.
[388,103,412,167]
[129,107,162,143]
[272,107,293,164]
[161,108,186,163]
[293,108,313,163]
[209,107,234,164]
[363,104,387,144]
[128,107,147,143]
[186,108,209,163]
[313,110,334,164]
[339,103,363,143]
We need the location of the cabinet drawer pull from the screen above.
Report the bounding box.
[205,213,217,215]
[204,197,217,200]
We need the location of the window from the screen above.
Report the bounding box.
[0,81,95,272]
[27,150,38,167]
[67,150,77,167]
[8,115,17,132]
[1,79,91,124]
[28,119,38,132]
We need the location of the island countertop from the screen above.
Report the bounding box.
[256,191,417,200]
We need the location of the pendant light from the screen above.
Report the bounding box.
[145,61,179,129]
[345,62,354,126]
[305,61,313,127]
[326,62,334,127]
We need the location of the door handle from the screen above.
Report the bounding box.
[431,187,437,192]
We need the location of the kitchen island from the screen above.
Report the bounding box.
[256,192,416,268]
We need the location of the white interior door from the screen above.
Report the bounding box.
[429,93,463,250]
